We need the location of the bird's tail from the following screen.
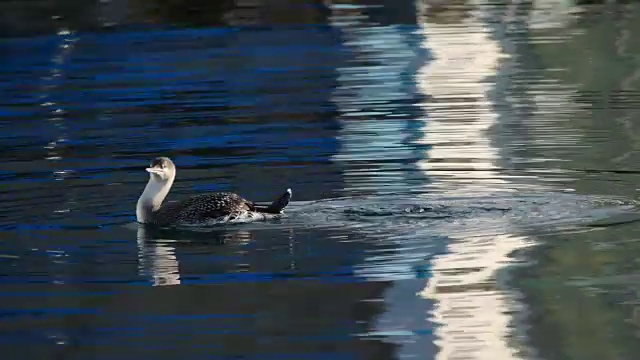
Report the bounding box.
[254,188,292,214]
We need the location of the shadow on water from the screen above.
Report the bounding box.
[3,0,640,359]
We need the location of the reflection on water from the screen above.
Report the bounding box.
[2,0,640,359]
[415,2,533,359]
[137,226,182,286]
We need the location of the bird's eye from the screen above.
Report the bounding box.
[162,164,166,169]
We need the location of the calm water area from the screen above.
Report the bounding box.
[2,0,640,359]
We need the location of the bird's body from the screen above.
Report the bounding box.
[147,192,290,227]
[136,157,291,227]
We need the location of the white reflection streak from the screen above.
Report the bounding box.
[415,2,536,359]
[42,27,77,183]
[136,225,182,286]
[39,23,79,287]
[38,20,78,346]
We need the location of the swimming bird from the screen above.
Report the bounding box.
[136,157,292,227]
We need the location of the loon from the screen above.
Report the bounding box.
[136,157,292,227]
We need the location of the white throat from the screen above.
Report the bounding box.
[136,174,174,223]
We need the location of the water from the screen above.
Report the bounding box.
[2,0,640,359]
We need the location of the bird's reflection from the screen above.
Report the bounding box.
[135,224,257,286]
[136,225,182,286]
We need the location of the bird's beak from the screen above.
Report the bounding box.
[145,167,163,175]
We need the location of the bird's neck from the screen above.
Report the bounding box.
[136,176,174,223]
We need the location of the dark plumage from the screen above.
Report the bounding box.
[152,192,289,227]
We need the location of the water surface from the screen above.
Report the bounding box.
[2,1,640,359]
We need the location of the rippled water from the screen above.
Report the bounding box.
[3,1,640,359]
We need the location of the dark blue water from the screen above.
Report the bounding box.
[2,1,640,359]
